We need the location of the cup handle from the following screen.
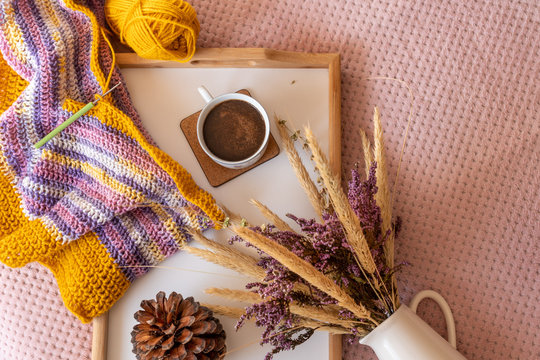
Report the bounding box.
[197,85,214,103]
[409,290,457,349]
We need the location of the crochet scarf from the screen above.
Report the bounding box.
[0,0,223,322]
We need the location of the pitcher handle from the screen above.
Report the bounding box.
[409,290,457,349]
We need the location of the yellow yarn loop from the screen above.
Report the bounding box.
[105,0,199,62]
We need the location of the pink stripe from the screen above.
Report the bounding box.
[35,158,137,215]
[77,179,136,214]
[18,0,55,133]
[0,105,27,170]
[21,194,49,214]
[0,8,33,80]
[51,201,85,236]
[64,120,172,184]
[133,209,178,257]
[101,222,146,277]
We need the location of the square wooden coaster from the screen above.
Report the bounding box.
[180,90,280,187]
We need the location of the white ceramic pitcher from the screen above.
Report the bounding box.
[359,290,468,360]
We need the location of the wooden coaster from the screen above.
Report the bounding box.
[180,90,280,187]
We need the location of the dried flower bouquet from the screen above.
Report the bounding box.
[186,109,403,359]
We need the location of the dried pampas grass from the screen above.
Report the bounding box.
[187,111,400,359]
[305,127,377,275]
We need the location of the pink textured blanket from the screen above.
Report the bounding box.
[0,0,538,359]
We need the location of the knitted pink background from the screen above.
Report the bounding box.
[0,0,538,359]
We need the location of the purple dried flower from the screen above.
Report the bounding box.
[231,161,403,359]
[348,163,381,231]
[339,309,355,319]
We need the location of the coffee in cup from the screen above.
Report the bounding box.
[196,86,270,169]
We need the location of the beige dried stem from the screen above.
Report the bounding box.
[304,127,377,275]
[218,205,245,227]
[233,225,378,326]
[297,320,352,335]
[205,288,360,329]
[249,199,294,232]
[372,107,393,268]
[372,107,400,307]
[203,304,246,319]
[275,115,326,219]
[185,231,266,280]
[289,304,358,329]
[360,129,374,179]
[206,287,261,303]
[205,303,349,335]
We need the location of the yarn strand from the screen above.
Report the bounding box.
[100,27,116,95]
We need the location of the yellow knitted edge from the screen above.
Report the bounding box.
[63,0,224,228]
[0,156,129,323]
[0,54,28,228]
[0,54,129,323]
[39,231,131,323]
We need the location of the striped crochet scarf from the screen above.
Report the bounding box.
[0,0,223,322]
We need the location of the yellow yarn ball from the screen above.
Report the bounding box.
[105,0,200,62]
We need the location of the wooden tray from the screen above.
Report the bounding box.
[92,48,341,360]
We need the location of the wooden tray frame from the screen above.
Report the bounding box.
[91,48,341,360]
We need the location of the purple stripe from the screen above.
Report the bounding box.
[124,210,158,257]
[59,1,102,101]
[31,156,139,216]
[45,204,82,240]
[46,140,166,202]
[0,106,28,175]
[133,207,181,258]
[101,216,153,282]
[47,201,98,240]
[19,0,60,135]
[27,160,120,222]
[25,171,115,220]
[0,2,34,79]
[19,185,61,215]
[62,113,167,177]
[3,2,37,173]
[95,224,137,282]
[53,4,83,102]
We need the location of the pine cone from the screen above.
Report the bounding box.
[131,291,226,360]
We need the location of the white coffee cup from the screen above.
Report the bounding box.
[196,86,270,169]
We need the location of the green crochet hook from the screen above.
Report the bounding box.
[34,83,121,149]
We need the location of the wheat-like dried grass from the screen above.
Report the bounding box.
[206,287,261,303]
[250,199,294,232]
[360,129,374,179]
[217,205,247,227]
[193,231,323,299]
[185,232,266,280]
[205,303,349,335]
[206,288,359,329]
[304,127,377,275]
[233,225,377,325]
[184,246,264,280]
[297,319,352,335]
[190,231,264,277]
[288,304,360,329]
[373,107,393,268]
[203,303,246,319]
[275,116,326,219]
